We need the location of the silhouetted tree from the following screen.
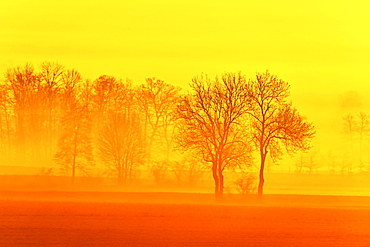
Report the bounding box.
[325,151,338,174]
[342,114,357,174]
[357,112,369,172]
[295,149,320,174]
[137,78,181,183]
[295,153,305,174]
[176,72,251,201]
[5,64,42,160]
[0,84,13,161]
[40,62,65,156]
[232,171,257,197]
[304,149,320,174]
[55,75,93,183]
[342,112,370,173]
[247,71,315,196]
[3,63,94,167]
[170,151,205,186]
[92,75,118,128]
[98,82,145,184]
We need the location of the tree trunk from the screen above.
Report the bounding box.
[72,131,78,185]
[217,164,224,202]
[129,163,132,184]
[118,166,123,185]
[212,164,220,201]
[258,151,267,196]
[72,157,76,184]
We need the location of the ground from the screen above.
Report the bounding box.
[1,191,370,246]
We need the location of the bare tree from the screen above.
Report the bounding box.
[176,72,251,200]
[357,112,369,172]
[40,62,65,156]
[341,112,370,173]
[0,84,13,162]
[295,150,320,174]
[92,75,118,128]
[295,153,305,174]
[247,71,315,196]
[5,63,45,161]
[170,151,205,186]
[233,171,257,197]
[303,149,320,174]
[324,151,338,174]
[342,114,357,174]
[137,78,181,183]
[98,82,145,184]
[91,75,122,174]
[4,63,93,167]
[54,75,94,184]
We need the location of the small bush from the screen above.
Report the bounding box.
[38,167,54,176]
[233,172,256,196]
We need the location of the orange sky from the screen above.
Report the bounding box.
[1,0,370,166]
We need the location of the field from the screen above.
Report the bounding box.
[1,191,370,246]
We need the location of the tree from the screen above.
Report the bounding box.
[247,71,315,196]
[169,151,205,186]
[91,75,123,174]
[138,78,180,153]
[137,78,181,183]
[5,64,40,160]
[357,112,369,172]
[304,149,320,174]
[0,84,13,162]
[99,111,145,184]
[232,171,257,197]
[92,75,118,129]
[295,153,305,174]
[341,112,370,173]
[176,72,251,200]
[54,74,94,183]
[98,81,145,184]
[39,62,65,156]
[295,149,320,174]
[325,151,338,174]
[342,114,357,173]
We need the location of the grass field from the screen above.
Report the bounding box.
[1,191,370,246]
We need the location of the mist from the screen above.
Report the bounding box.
[1,63,369,247]
[0,62,369,199]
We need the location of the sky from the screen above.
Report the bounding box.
[1,0,370,169]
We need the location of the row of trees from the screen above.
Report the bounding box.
[0,63,181,185]
[294,112,370,175]
[0,62,315,199]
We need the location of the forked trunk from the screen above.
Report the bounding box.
[212,162,225,202]
[258,152,267,196]
[217,166,224,202]
[212,163,222,201]
[213,172,219,197]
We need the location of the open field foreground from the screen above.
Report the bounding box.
[1,192,370,246]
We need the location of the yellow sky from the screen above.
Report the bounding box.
[1,0,369,85]
[1,0,370,156]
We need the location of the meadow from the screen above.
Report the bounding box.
[1,191,370,246]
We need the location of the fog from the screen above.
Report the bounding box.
[2,66,369,246]
[0,63,370,199]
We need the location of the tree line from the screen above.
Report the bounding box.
[0,62,315,199]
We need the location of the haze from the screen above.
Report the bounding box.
[1,1,370,246]
[1,0,370,190]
